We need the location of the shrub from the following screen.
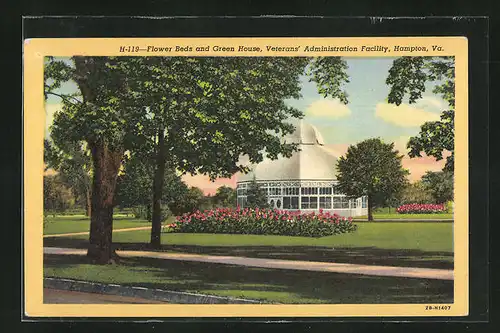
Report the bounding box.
[396,203,447,214]
[165,207,357,238]
[446,201,454,213]
[131,204,171,222]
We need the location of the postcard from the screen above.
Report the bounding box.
[24,36,468,318]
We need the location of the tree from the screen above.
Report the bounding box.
[386,56,455,173]
[246,177,269,209]
[44,139,92,216]
[45,56,351,259]
[122,56,350,248]
[421,171,454,204]
[400,181,434,205]
[115,153,189,219]
[44,175,74,216]
[213,186,237,208]
[169,186,205,215]
[336,138,409,221]
[45,56,139,263]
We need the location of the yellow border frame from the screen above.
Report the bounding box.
[24,37,468,317]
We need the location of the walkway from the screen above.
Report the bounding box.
[44,247,454,281]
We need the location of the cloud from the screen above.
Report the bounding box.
[414,96,448,111]
[305,99,351,119]
[375,102,440,127]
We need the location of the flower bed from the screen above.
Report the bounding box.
[396,203,447,214]
[165,207,357,238]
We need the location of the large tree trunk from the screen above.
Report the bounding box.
[87,140,123,264]
[367,194,374,222]
[85,187,92,217]
[150,129,167,248]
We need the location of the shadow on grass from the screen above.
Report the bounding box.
[43,254,453,304]
[44,237,454,270]
[47,215,145,222]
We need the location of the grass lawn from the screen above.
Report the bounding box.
[43,215,161,235]
[44,222,454,269]
[44,254,453,304]
[355,213,453,220]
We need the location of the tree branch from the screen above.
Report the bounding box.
[46,90,82,105]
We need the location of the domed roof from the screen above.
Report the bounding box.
[237,121,338,182]
[282,119,325,145]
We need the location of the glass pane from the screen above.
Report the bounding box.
[319,197,332,209]
[333,197,342,208]
[291,197,299,209]
[283,197,291,209]
[310,197,318,209]
[320,188,332,195]
[301,197,309,209]
[276,199,281,208]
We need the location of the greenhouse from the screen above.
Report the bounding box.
[236,121,368,217]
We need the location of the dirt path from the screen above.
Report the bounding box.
[44,247,454,281]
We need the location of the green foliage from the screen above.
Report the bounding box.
[400,181,434,205]
[246,178,269,209]
[386,56,455,173]
[117,56,351,179]
[307,57,350,104]
[213,186,237,208]
[168,187,206,215]
[421,171,454,204]
[44,55,352,257]
[115,155,153,208]
[44,175,75,216]
[336,138,409,220]
[386,56,454,107]
[44,139,92,214]
[46,57,139,150]
[446,201,454,213]
[407,110,454,173]
[45,55,352,184]
[132,204,172,222]
[115,154,189,220]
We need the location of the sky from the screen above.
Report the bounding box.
[45,57,450,195]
